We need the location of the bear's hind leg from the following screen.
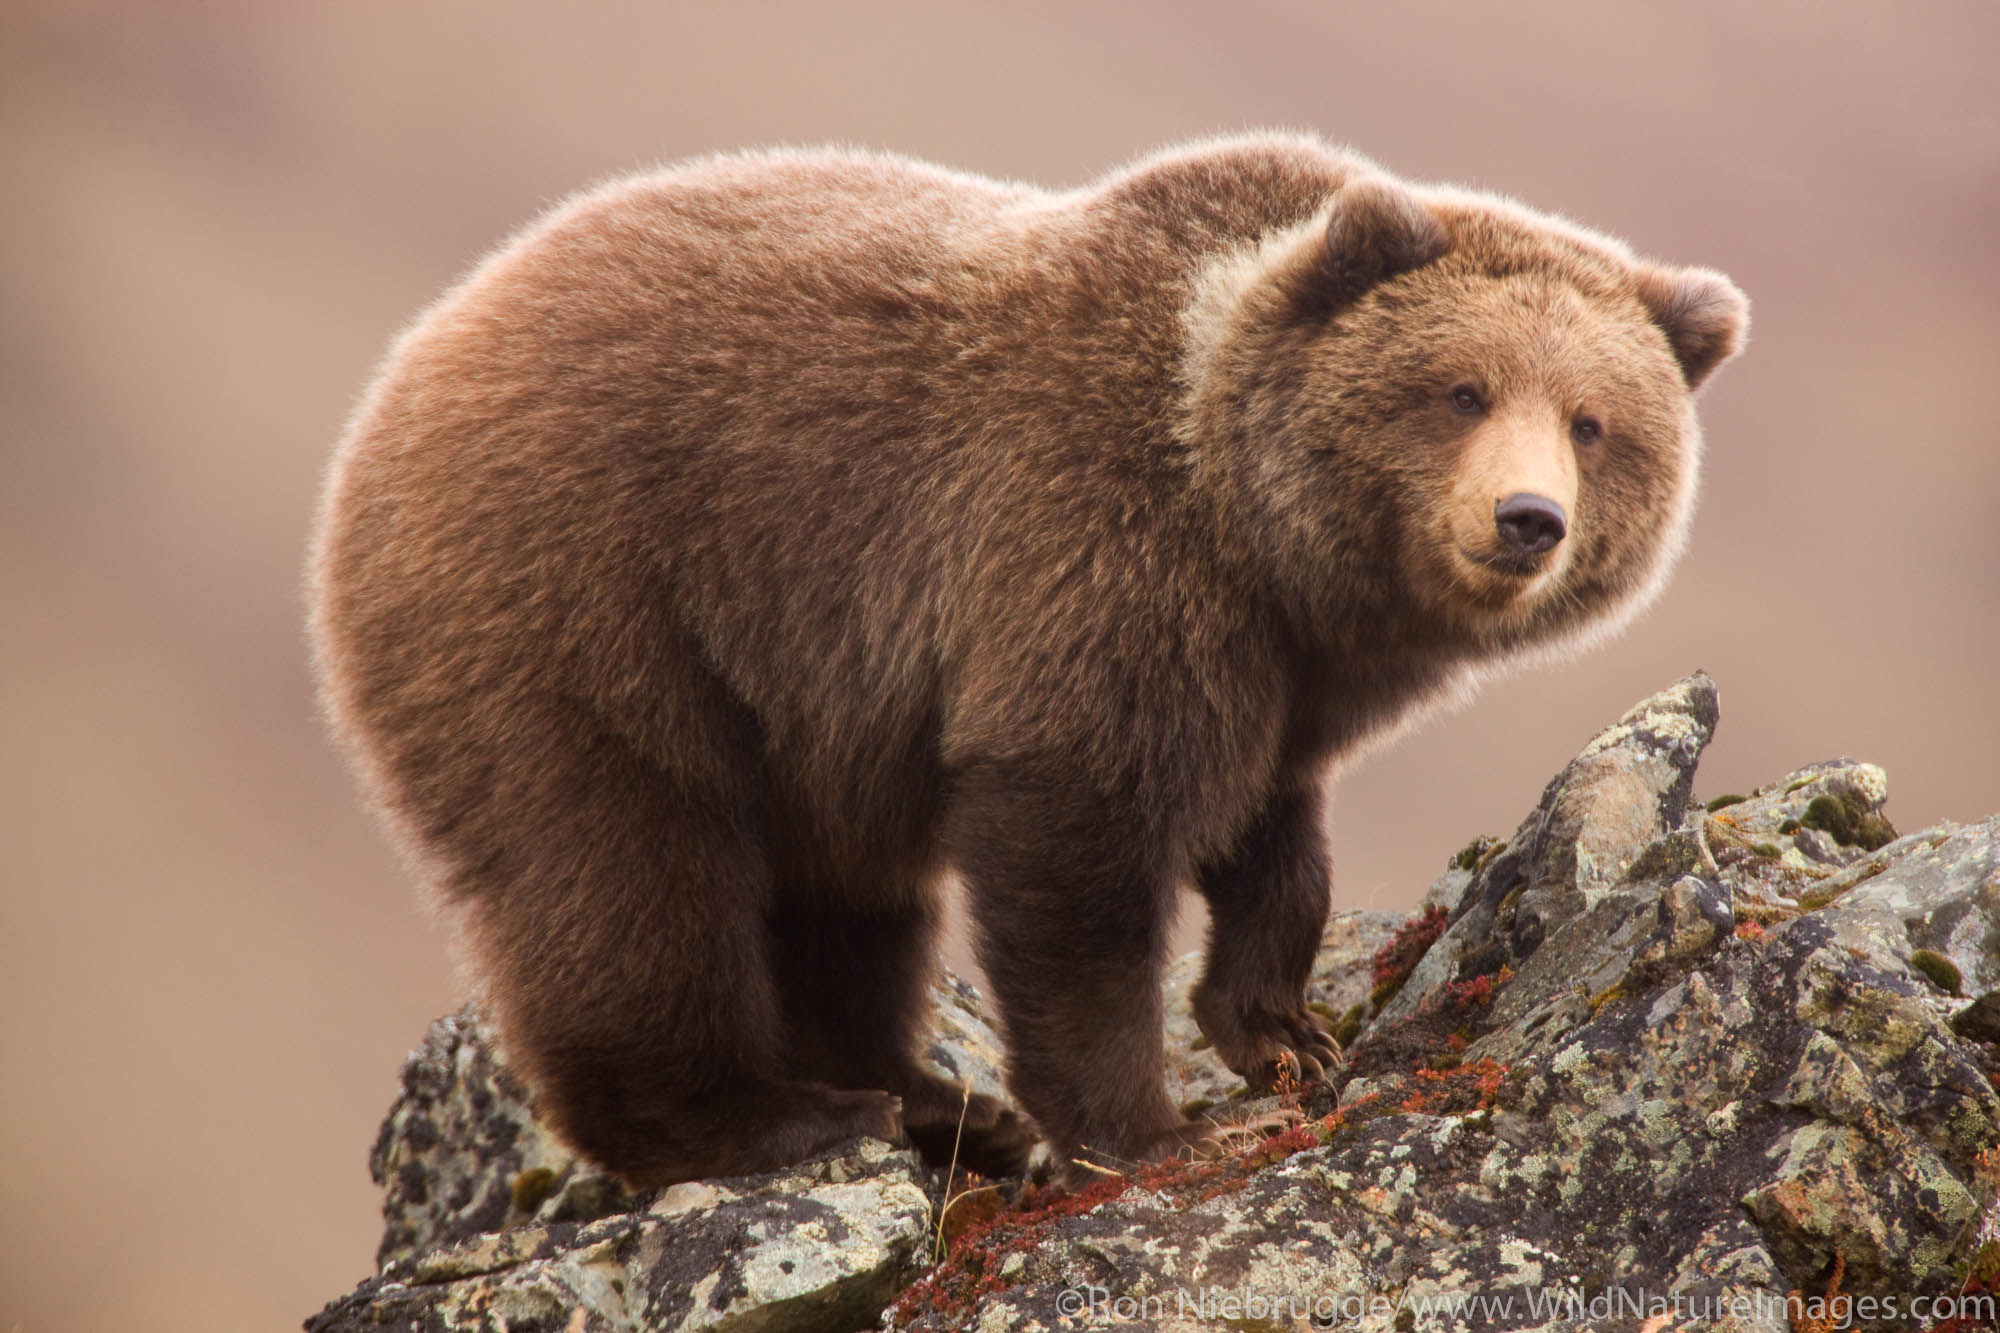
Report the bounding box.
[439,699,902,1189]
[769,891,1038,1178]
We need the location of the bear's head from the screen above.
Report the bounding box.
[1182,169,1747,662]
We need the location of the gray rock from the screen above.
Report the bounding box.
[319,975,1014,1332]
[367,1008,637,1272]
[893,675,2000,1332]
[1821,817,2000,996]
[921,971,1014,1109]
[310,1137,933,1333]
[1375,672,1719,1034]
[309,675,2000,1333]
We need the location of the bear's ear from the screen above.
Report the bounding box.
[1314,174,1449,311]
[1635,265,1749,390]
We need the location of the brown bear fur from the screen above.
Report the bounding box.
[309,134,1746,1185]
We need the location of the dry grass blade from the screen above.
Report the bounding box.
[932,1079,973,1265]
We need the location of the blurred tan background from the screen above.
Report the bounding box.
[1,1,1994,1327]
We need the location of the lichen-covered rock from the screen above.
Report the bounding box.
[922,971,1014,1109]
[310,675,2000,1333]
[321,976,1013,1330]
[309,1137,933,1333]
[891,675,2000,1332]
[367,1009,638,1271]
[1374,672,1721,1035]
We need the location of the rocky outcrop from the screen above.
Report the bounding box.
[313,977,1017,1333]
[307,676,2000,1332]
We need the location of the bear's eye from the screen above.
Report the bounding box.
[1572,416,1603,446]
[1450,386,1485,415]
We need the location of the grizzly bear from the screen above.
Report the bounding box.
[310,134,1746,1185]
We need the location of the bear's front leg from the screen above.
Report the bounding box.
[1192,781,1341,1089]
[945,759,1193,1171]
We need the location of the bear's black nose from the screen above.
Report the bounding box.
[1494,493,1567,556]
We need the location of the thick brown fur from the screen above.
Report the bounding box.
[309,134,1746,1185]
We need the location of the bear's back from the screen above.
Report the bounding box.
[314,152,1088,867]
[320,155,1026,649]
[312,140,1362,876]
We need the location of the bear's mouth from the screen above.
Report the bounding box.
[1456,544,1550,579]
[1441,542,1569,620]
